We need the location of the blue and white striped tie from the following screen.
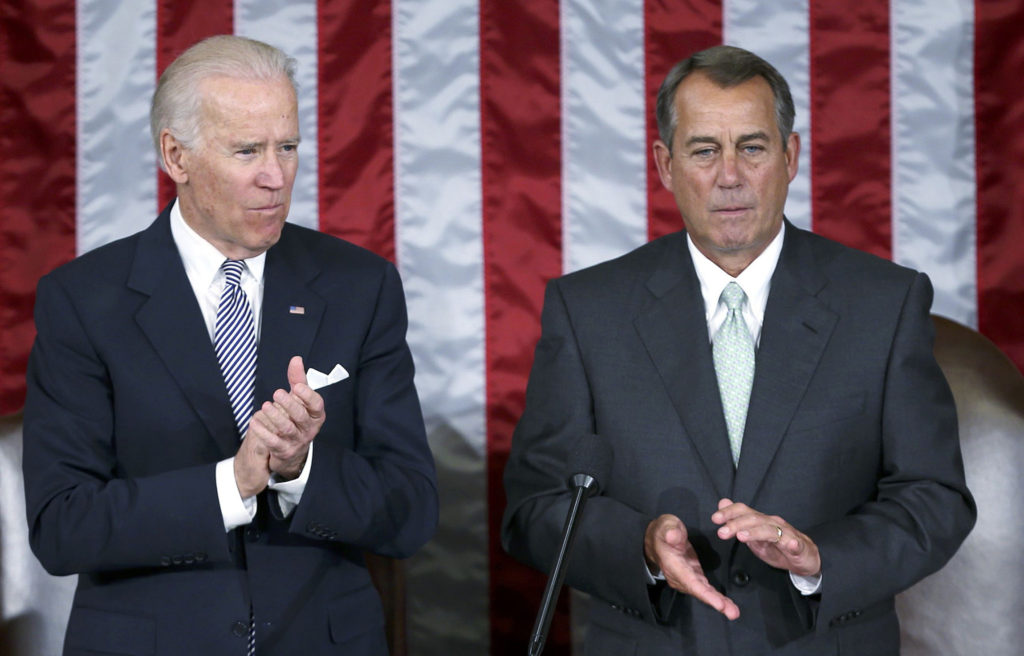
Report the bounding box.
[214,259,257,438]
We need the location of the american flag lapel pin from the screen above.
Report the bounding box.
[289,305,305,315]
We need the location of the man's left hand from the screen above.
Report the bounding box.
[247,355,326,480]
[711,498,821,577]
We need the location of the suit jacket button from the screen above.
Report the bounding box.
[195,552,207,562]
[731,570,750,586]
[160,556,171,567]
[231,621,249,637]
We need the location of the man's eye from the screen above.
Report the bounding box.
[237,148,256,156]
[694,148,715,158]
[742,145,764,154]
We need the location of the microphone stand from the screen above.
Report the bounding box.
[527,473,597,656]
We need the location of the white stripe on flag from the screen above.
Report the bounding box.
[76,0,158,254]
[236,0,320,231]
[725,0,812,230]
[393,0,489,653]
[561,0,647,274]
[890,0,977,326]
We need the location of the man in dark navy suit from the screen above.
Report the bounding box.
[23,35,437,655]
[503,45,974,655]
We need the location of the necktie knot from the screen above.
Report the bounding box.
[221,259,245,288]
[720,281,746,312]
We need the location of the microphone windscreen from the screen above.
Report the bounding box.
[565,433,613,494]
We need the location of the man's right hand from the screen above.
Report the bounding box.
[234,431,272,499]
[644,514,740,620]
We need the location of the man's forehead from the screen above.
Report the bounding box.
[197,75,296,111]
[673,75,776,132]
[197,77,298,131]
[682,130,771,147]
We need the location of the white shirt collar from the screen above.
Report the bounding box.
[169,199,266,286]
[687,221,785,337]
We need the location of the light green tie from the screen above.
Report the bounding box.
[713,282,755,466]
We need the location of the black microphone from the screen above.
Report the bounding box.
[528,434,613,656]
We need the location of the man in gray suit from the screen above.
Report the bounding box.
[502,45,974,655]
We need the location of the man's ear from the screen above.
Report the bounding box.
[653,139,673,192]
[785,132,801,183]
[160,129,189,184]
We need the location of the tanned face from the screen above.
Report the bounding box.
[653,72,799,276]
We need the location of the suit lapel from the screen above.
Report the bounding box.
[255,226,326,404]
[633,237,735,499]
[129,211,241,459]
[733,225,837,502]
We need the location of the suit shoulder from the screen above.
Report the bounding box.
[279,223,393,274]
[787,228,930,321]
[557,231,685,292]
[41,230,143,292]
[796,227,920,285]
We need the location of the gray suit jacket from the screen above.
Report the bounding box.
[502,222,974,655]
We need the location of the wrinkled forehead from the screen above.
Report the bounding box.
[673,74,777,138]
[198,74,296,109]
[196,75,299,136]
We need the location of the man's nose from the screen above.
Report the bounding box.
[716,151,742,187]
[257,153,286,189]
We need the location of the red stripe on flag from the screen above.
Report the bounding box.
[0,0,77,415]
[808,0,891,258]
[155,0,234,211]
[974,0,1024,373]
[645,0,723,241]
[480,1,565,652]
[317,0,396,260]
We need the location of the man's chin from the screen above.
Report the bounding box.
[710,231,757,253]
[251,213,287,238]
[234,224,285,258]
[253,230,284,253]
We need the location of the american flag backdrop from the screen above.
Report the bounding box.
[1,1,1022,655]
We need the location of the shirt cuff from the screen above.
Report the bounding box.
[216,458,257,532]
[790,571,822,595]
[644,557,666,585]
[267,443,314,517]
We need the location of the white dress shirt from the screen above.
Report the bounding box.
[687,223,783,349]
[169,200,312,531]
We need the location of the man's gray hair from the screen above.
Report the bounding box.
[150,35,298,171]
[655,45,795,153]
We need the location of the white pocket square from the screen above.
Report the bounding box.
[306,364,349,390]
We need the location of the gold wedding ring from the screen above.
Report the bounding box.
[773,525,783,543]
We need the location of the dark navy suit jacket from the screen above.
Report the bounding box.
[24,206,438,655]
[502,222,974,655]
